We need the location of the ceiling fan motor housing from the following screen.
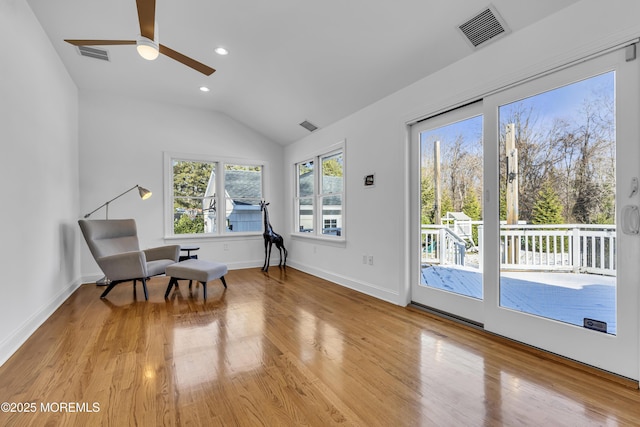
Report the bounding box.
[136,36,159,60]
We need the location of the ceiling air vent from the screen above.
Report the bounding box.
[299,120,318,132]
[458,5,510,49]
[76,45,110,61]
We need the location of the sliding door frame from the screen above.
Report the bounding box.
[409,43,640,381]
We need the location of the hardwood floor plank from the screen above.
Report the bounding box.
[1,267,640,426]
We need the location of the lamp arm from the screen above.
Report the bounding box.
[83,185,140,218]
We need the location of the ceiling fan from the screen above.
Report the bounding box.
[64,0,215,76]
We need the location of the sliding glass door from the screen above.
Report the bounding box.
[495,72,617,331]
[411,102,484,324]
[412,46,640,379]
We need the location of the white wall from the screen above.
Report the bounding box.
[78,91,284,279]
[284,0,640,305]
[0,0,80,364]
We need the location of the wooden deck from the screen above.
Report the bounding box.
[422,265,617,333]
[0,267,638,426]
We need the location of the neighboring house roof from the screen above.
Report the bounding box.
[299,172,343,197]
[201,170,261,216]
[225,170,262,202]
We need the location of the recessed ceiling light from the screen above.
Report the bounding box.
[199,86,210,92]
[214,47,229,56]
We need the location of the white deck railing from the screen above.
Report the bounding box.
[421,225,467,266]
[422,223,616,276]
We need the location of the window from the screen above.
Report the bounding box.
[295,142,345,238]
[224,164,263,232]
[296,160,315,232]
[324,219,337,229]
[166,153,265,237]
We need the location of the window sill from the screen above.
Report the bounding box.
[164,232,262,242]
[290,233,346,247]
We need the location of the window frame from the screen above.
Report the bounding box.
[293,140,346,241]
[164,152,268,239]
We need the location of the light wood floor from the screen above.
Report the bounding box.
[1,268,640,426]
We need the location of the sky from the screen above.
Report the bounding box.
[499,71,614,130]
[419,70,615,164]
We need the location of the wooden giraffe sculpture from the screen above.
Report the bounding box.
[260,200,287,272]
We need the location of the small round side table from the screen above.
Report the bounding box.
[179,245,200,261]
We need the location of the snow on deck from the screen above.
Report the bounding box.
[421,265,616,334]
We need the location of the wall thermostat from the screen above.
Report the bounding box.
[364,174,375,187]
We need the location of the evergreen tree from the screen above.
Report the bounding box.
[421,174,435,224]
[440,192,454,219]
[462,190,482,221]
[462,189,482,246]
[532,182,564,252]
[499,186,507,221]
[532,182,564,225]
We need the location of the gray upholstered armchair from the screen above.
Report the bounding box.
[78,219,180,300]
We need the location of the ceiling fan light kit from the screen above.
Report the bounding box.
[64,0,215,76]
[136,36,159,60]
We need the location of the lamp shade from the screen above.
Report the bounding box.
[138,186,152,200]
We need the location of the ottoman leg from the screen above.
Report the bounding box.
[201,282,207,300]
[165,277,177,299]
[220,276,227,288]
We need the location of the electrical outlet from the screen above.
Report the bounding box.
[368,256,374,265]
[223,243,229,251]
[362,255,367,264]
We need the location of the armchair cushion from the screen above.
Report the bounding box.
[97,251,147,281]
[143,245,180,277]
[147,259,178,277]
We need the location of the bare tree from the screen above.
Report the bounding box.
[441,134,482,213]
[500,82,615,225]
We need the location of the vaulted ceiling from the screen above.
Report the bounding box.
[27,0,579,145]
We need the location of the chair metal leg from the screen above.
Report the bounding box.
[100,279,147,300]
[100,281,119,298]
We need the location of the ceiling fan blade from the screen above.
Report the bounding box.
[65,39,136,46]
[159,44,216,76]
[136,0,156,41]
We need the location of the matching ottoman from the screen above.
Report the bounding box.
[165,259,228,299]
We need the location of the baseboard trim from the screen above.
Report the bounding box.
[288,260,401,305]
[0,279,82,367]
